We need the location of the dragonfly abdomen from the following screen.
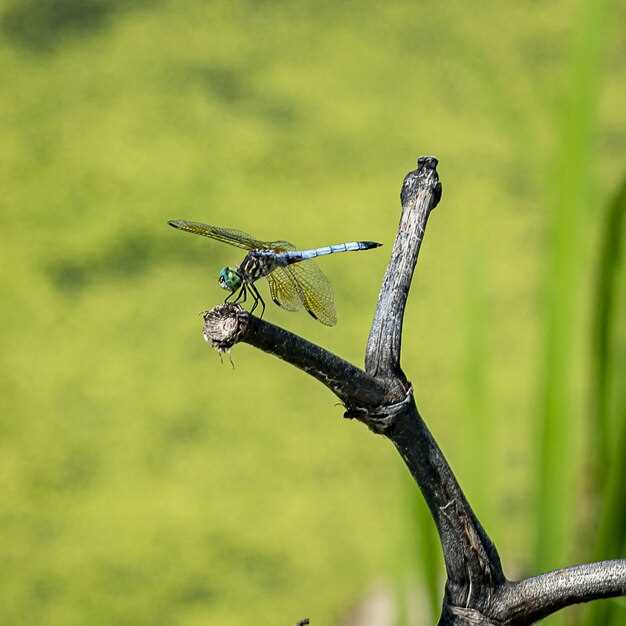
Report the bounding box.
[282,241,381,264]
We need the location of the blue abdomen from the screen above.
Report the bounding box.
[282,240,382,264]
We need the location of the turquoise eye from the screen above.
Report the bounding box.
[218,267,241,292]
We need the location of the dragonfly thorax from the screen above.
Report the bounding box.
[218,266,242,292]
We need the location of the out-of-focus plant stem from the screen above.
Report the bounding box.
[583,176,626,626]
[535,4,607,626]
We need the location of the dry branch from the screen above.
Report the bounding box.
[200,157,626,625]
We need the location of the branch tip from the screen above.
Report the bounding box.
[366,155,441,378]
[202,304,249,352]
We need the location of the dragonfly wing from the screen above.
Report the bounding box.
[285,262,337,326]
[169,220,300,253]
[266,240,296,252]
[168,220,269,250]
[266,268,303,312]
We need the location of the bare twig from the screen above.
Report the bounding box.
[495,560,626,624]
[366,156,441,383]
[199,157,626,625]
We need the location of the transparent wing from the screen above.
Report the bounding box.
[285,262,337,326]
[168,220,296,252]
[266,268,303,312]
[267,240,296,251]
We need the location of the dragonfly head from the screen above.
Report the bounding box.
[218,266,242,292]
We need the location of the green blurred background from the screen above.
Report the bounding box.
[1,1,624,625]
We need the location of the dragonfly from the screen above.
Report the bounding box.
[168,220,382,326]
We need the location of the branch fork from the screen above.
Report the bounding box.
[199,157,626,625]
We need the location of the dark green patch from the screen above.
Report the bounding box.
[1,0,155,51]
[46,231,210,294]
[2,0,117,50]
[183,63,298,126]
[30,575,63,604]
[162,411,207,445]
[191,65,249,105]
[26,446,100,495]
[172,579,215,606]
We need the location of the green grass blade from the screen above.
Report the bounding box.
[413,493,442,621]
[461,247,490,521]
[402,476,442,624]
[589,176,626,483]
[583,175,626,626]
[592,415,626,626]
[535,0,607,600]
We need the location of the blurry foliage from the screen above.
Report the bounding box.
[1,1,625,625]
[1,0,153,51]
[184,63,298,125]
[46,230,208,294]
[534,0,606,590]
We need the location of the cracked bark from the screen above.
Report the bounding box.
[199,157,626,625]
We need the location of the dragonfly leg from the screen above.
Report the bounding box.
[249,283,265,319]
[249,285,259,315]
[233,284,247,305]
[226,284,247,305]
